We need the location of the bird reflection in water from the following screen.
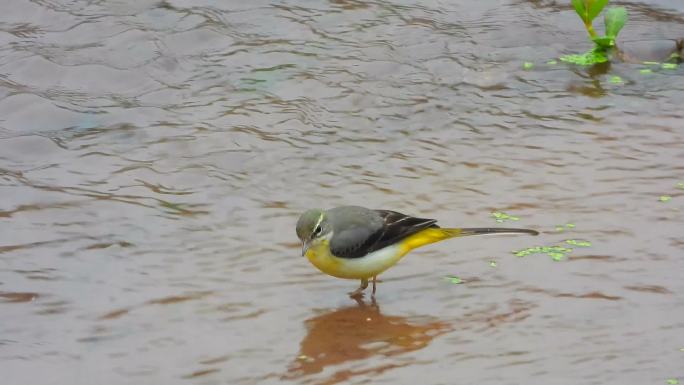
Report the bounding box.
[283,298,452,384]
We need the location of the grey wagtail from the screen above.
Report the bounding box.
[296,205,539,297]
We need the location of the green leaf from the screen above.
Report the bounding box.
[588,0,610,23]
[571,0,588,22]
[604,7,627,38]
[592,36,615,50]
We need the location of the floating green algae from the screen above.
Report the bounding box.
[491,212,520,223]
[666,379,679,385]
[609,75,623,84]
[659,195,672,202]
[513,234,593,261]
[565,239,592,247]
[677,182,684,190]
[517,223,591,261]
[513,245,574,261]
[640,68,653,74]
[523,62,534,70]
[560,49,608,65]
[662,63,679,70]
[445,275,463,284]
[489,260,498,268]
[556,223,576,232]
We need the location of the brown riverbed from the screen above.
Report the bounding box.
[1,1,684,384]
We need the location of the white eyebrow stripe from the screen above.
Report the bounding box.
[313,213,324,231]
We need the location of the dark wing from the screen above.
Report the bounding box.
[330,209,438,259]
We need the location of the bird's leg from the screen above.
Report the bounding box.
[371,275,377,295]
[349,278,368,298]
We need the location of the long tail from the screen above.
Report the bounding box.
[458,227,539,237]
[400,227,538,254]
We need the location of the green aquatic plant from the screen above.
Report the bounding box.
[565,239,592,247]
[489,260,498,268]
[513,230,592,261]
[638,61,679,72]
[445,275,463,284]
[561,1,628,65]
[659,195,672,202]
[513,245,574,261]
[666,379,679,385]
[561,48,609,65]
[556,223,576,232]
[491,211,520,223]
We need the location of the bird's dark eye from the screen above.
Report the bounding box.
[313,226,322,236]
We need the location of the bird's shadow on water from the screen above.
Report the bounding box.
[281,297,452,385]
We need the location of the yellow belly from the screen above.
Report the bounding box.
[305,240,405,279]
[305,228,458,279]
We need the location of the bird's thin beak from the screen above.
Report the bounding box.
[301,240,311,257]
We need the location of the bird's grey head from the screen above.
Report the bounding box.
[296,208,332,255]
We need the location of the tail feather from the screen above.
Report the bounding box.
[457,227,539,236]
[400,227,538,254]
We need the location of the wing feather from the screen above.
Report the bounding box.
[330,209,438,259]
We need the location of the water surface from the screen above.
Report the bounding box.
[1,1,684,384]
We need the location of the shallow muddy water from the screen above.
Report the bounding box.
[1,1,684,384]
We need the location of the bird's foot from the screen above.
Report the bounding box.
[348,278,369,299]
[348,288,365,299]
